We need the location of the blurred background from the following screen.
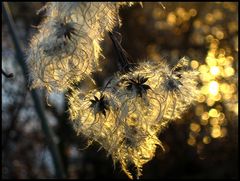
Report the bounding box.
[2,2,238,179]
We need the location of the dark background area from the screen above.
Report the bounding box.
[2,2,238,179]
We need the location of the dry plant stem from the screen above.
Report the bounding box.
[108,31,134,72]
[3,2,66,178]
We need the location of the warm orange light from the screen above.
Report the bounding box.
[209,108,219,117]
[206,57,217,66]
[234,104,238,115]
[201,112,209,120]
[187,137,196,146]
[200,119,208,126]
[197,94,206,102]
[191,60,199,69]
[167,12,176,26]
[211,126,221,138]
[189,9,197,17]
[203,136,211,144]
[190,123,201,133]
[199,65,209,73]
[224,66,235,77]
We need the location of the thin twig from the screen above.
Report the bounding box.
[2,2,66,178]
[108,31,134,72]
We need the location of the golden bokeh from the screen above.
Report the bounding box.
[146,2,237,150]
[158,3,238,151]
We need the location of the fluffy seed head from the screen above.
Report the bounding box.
[27,2,136,92]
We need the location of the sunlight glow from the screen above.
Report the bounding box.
[210,66,220,75]
[209,81,219,95]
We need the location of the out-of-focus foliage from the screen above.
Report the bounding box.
[2,2,238,179]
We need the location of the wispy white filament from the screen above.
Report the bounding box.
[27,2,136,92]
[67,58,198,179]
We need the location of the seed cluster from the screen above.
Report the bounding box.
[68,59,198,179]
[27,3,199,179]
[27,2,135,92]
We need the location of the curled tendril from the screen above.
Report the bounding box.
[27,2,136,92]
[67,57,198,179]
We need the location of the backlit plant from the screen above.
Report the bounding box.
[28,2,199,179]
